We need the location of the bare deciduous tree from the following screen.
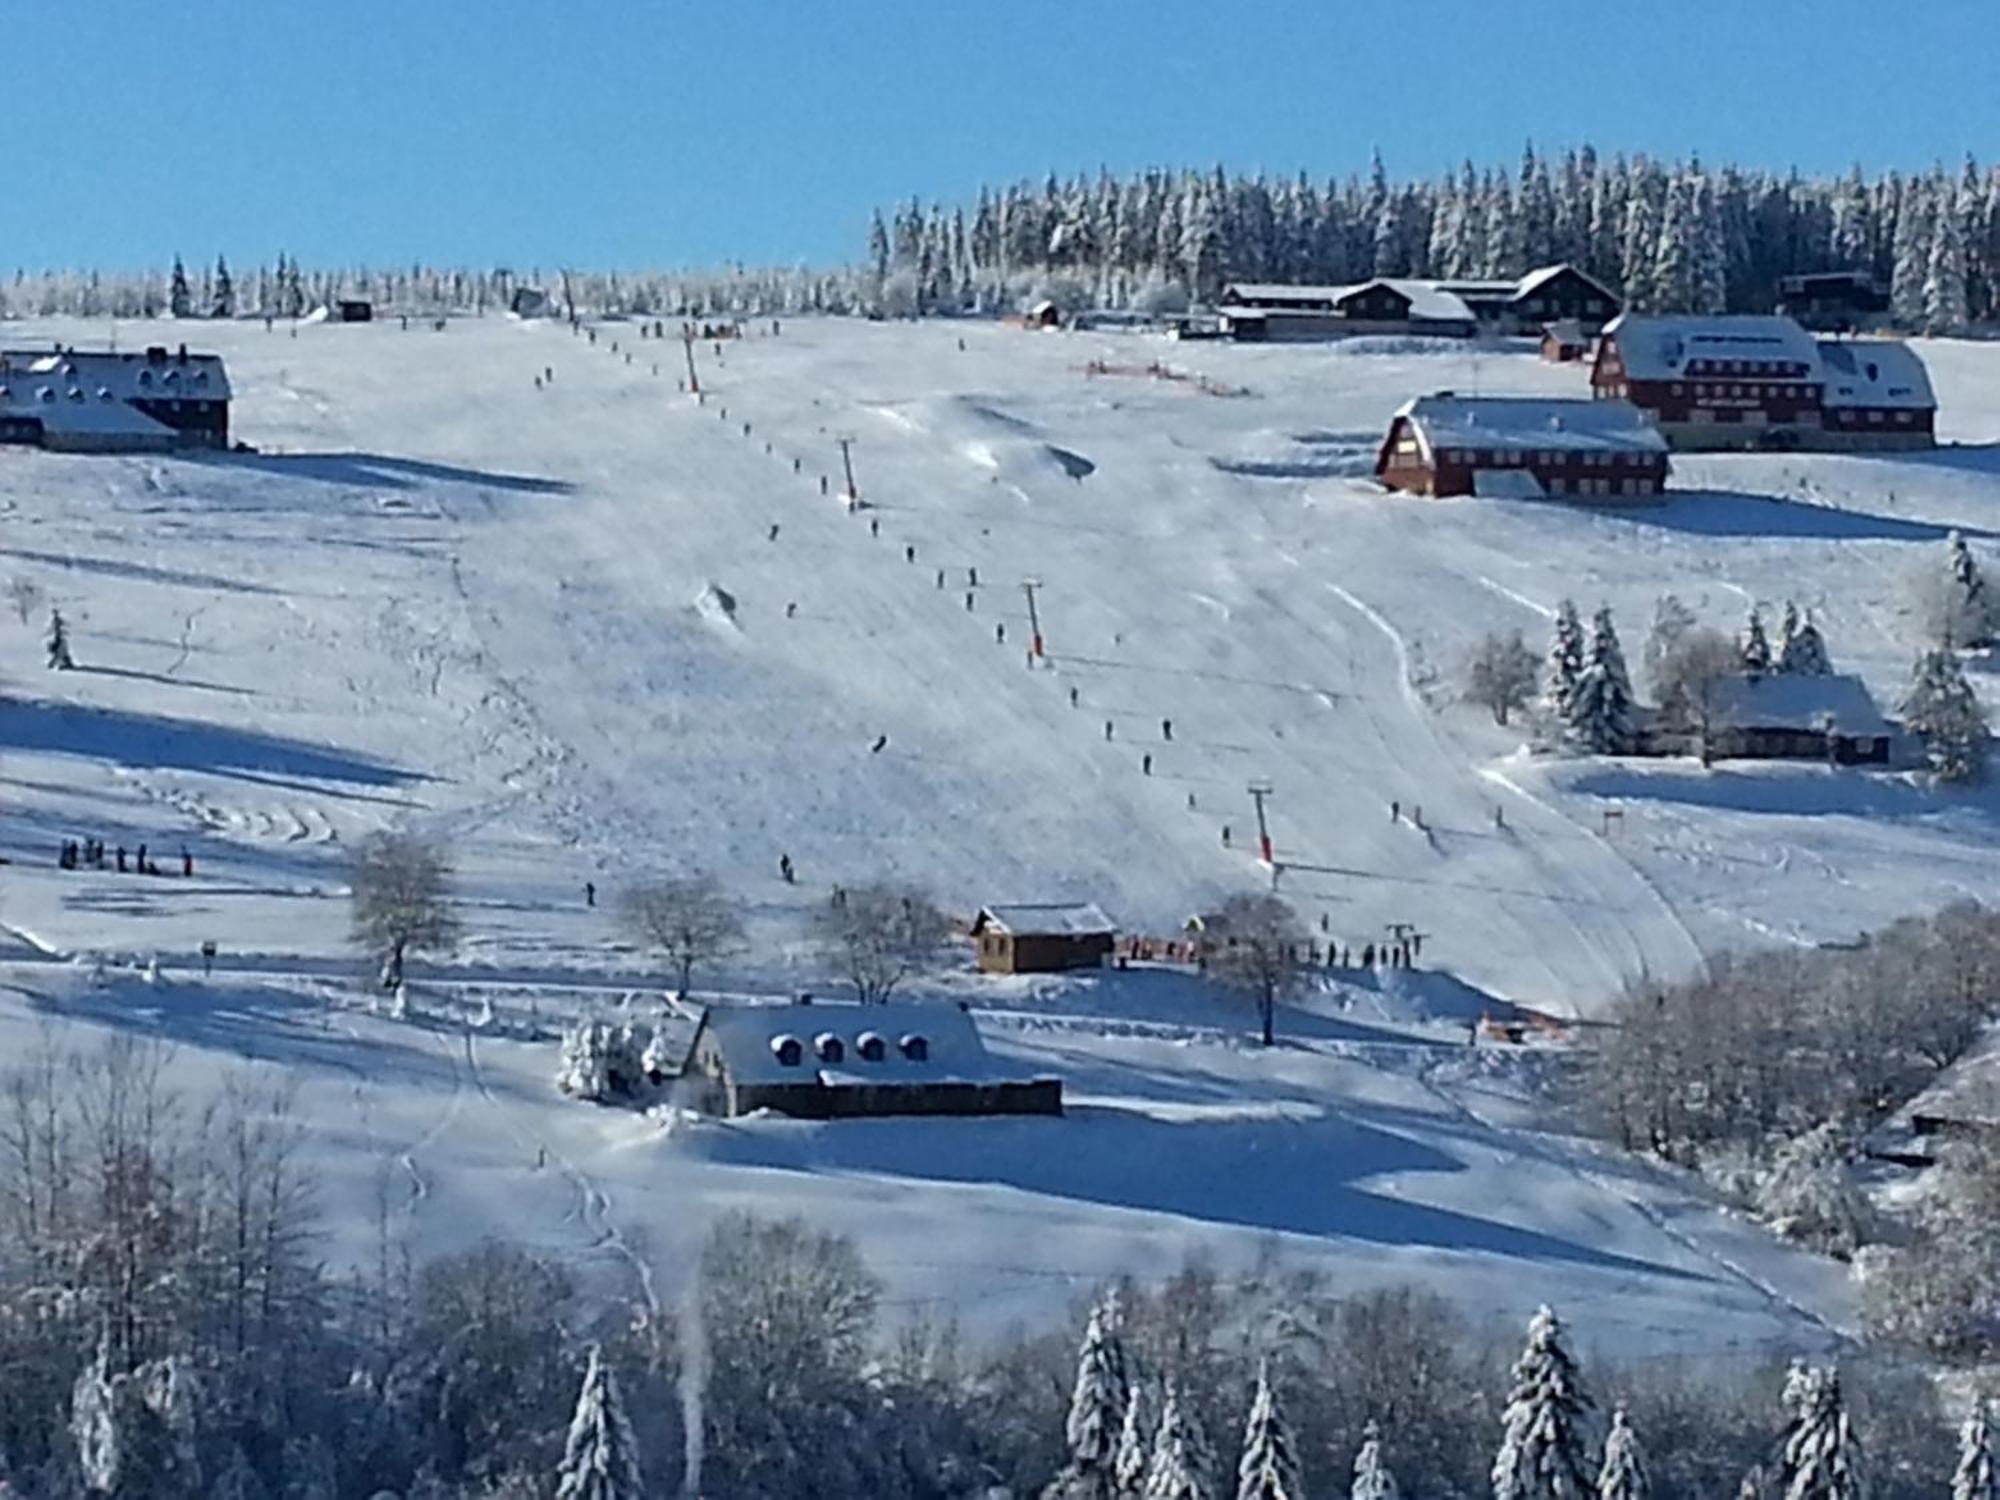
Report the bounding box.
[1206,892,1307,1046]
[1653,627,1740,766]
[1464,629,1540,726]
[348,831,460,990]
[619,876,745,997]
[5,578,43,627]
[812,882,950,1003]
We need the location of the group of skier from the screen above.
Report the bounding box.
[58,838,192,878]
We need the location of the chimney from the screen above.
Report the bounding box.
[146,345,167,365]
[176,343,188,364]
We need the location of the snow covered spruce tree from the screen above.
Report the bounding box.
[1777,602,1832,676]
[1775,1364,1865,1500]
[1567,607,1636,754]
[1117,1383,1157,1499]
[1595,1408,1650,1500]
[1925,531,1999,648]
[1466,629,1540,726]
[210,256,235,319]
[1492,1304,1595,1500]
[168,256,192,319]
[1233,1363,1302,1500]
[1739,608,1773,676]
[1145,1379,1217,1500]
[1904,646,1992,783]
[1956,1404,1998,1500]
[1207,892,1307,1046]
[554,1344,646,1500]
[348,830,461,990]
[618,874,745,997]
[1642,593,1697,700]
[813,881,950,1002]
[1541,600,1585,732]
[1351,1419,1401,1500]
[1045,1292,1132,1500]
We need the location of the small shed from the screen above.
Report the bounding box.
[335,299,374,323]
[510,286,553,319]
[1024,299,1062,329]
[1541,320,1590,362]
[970,902,1116,974]
[680,1000,1062,1119]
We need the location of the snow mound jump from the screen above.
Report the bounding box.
[694,582,740,631]
[1044,445,1095,482]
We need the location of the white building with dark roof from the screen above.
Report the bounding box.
[1376,393,1669,500]
[0,344,231,453]
[680,1000,1062,1119]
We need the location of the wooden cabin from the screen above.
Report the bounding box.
[970,903,1116,974]
[1540,319,1590,362]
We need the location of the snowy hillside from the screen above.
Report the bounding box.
[2,311,1997,1351]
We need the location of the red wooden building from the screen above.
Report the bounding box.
[1815,338,1937,449]
[1376,394,1669,500]
[1592,314,1823,450]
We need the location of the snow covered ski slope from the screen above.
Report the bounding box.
[2,312,1998,1350]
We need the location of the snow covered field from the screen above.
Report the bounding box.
[3,311,1997,1352]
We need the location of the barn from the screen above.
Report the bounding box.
[0,345,231,454]
[970,902,1117,974]
[1376,393,1669,500]
[679,1000,1063,1120]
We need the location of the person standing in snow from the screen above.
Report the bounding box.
[1142,753,1153,775]
[1390,800,1400,822]
[779,854,794,884]
[968,566,979,587]
[905,544,916,563]
[936,568,946,588]
[181,846,192,878]
[1103,720,1114,741]
[786,601,798,618]
[1221,824,1232,846]
[996,623,1006,644]
[965,592,975,611]
[1069,686,1080,708]
[769,523,781,541]
[585,881,596,907]
[871,734,888,753]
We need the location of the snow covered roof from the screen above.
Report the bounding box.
[1600,315,1821,381]
[1351,280,1476,324]
[1815,339,1936,410]
[692,1000,1042,1087]
[1542,319,1588,344]
[1395,395,1668,458]
[1892,1022,2000,1133]
[1223,282,1352,306]
[1513,263,1614,302]
[0,347,232,402]
[0,379,176,438]
[1710,672,1890,735]
[972,902,1117,938]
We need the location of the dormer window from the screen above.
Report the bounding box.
[770,1035,803,1067]
[857,1032,886,1063]
[900,1034,929,1063]
[815,1033,844,1064]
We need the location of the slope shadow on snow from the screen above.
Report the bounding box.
[203,452,574,496]
[1882,442,2000,477]
[700,1090,1707,1281]
[1570,763,2000,823]
[0,699,428,791]
[1575,490,1986,543]
[0,546,282,596]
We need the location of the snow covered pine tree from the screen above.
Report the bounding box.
[555,1344,646,1500]
[1596,1408,1650,1500]
[1542,600,1585,734]
[1775,1364,1865,1500]
[1492,1304,1595,1500]
[1776,601,1832,676]
[1234,1363,1302,1500]
[1045,1292,1131,1500]
[1904,646,1992,783]
[1739,608,1773,675]
[1145,1380,1217,1500]
[1567,606,1636,753]
[1350,1419,1401,1500]
[1956,1404,1998,1500]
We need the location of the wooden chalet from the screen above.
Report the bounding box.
[1540,320,1591,362]
[1644,671,1893,765]
[1777,270,1888,332]
[679,1000,1062,1120]
[1219,263,1618,343]
[0,344,230,454]
[1595,314,1935,451]
[970,902,1116,974]
[1376,393,1668,500]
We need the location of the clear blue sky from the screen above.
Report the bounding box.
[14,0,2000,272]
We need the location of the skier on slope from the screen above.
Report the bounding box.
[779,853,794,884]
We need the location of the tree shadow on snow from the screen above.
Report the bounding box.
[699,1098,1709,1283]
[201,451,574,496]
[1569,762,2000,825]
[1566,490,1994,544]
[0,699,429,791]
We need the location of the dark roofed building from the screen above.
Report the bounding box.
[680,1000,1062,1119]
[0,344,231,453]
[1777,270,1889,332]
[970,902,1116,974]
[1644,671,1893,765]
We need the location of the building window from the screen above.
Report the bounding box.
[1894,410,1911,425]
[1868,409,1884,423]
[815,1033,844,1064]
[1670,383,1684,396]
